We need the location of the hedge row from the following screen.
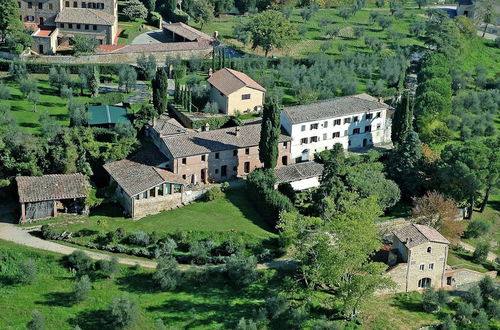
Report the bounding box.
[0,59,120,75]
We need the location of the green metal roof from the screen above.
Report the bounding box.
[87,105,130,126]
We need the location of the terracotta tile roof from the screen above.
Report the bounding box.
[97,45,125,52]
[161,123,291,159]
[128,144,169,167]
[275,161,324,184]
[16,174,88,203]
[207,68,266,96]
[151,115,189,137]
[282,93,389,124]
[55,8,115,25]
[393,224,450,249]
[33,27,55,37]
[100,40,212,54]
[103,159,184,197]
[162,22,212,41]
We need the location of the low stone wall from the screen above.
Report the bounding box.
[133,192,183,220]
[182,188,207,204]
[0,47,212,64]
[447,269,497,291]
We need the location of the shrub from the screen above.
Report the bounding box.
[464,219,490,238]
[72,275,91,303]
[472,242,490,264]
[226,253,258,287]
[173,66,187,80]
[96,257,119,278]
[205,186,224,201]
[422,287,440,313]
[66,250,93,273]
[40,225,58,240]
[128,231,150,246]
[153,256,180,291]
[189,240,215,264]
[18,258,38,285]
[108,294,140,328]
[27,310,45,330]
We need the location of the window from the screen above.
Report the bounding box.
[93,25,97,30]
[365,125,371,132]
[310,136,318,143]
[135,195,140,200]
[353,116,359,122]
[233,150,237,156]
[65,1,69,6]
[181,158,186,164]
[282,156,288,165]
[149,188,156,198]
[38,2,43,9]
[157,184,164,196]
[182,174,186,180]
[233,166,237,172]
[376,112,381,118]
[348,140,351,146]
[310,123,318,130]
[377,123,381,130]
[245,148,249,155]
[221,165,227,176]
[333,119,341,126]
[427,247,432,253]
[68,23,73,28]
[283,141,288,149]
[241,94,251,100]
[173,184,182,193]
[28,2,32,8]
[142,191,147,199]
[353,128,360,135]
[85,24,89,30]
[215,169,219,174]
[300,138,308,145]
[73,1,77,7]
[332,132,340,138]
[366,113,373,120]
[48,3,52,9]
[82,1,86,7]
[76,24,81,29]
[60,23,64,28]
[201,155,206,161]
[323,133,327,140]
[215,152,220,159]
[429,263,434,270]
[301,125,306,132]
[418,278,432,288]
[27,16,35,21]
[323,121,328,128]
[446,277,452,285]
[18,1,21,8]
[419,264,425,271]
[344,117,351,124]
[244,161,250,173]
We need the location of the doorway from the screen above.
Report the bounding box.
[418,278,432,288]
[363,138,367,147]
[38,45,44,54]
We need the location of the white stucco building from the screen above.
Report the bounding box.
[280,94,392,162]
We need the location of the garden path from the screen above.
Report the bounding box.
[457,240,498,262]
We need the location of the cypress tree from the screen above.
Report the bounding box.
[218,48,223,70]
[211,47,216,71]
[152,68,168,115]
[391,91,413,145]
[174,80,179,104]
[187,89,192,112]
[259,101,281,169]
[222,48,226,68]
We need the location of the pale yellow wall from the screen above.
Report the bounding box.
[406,242,448,292]
[226,86,265,116]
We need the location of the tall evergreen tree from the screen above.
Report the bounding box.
[258,101,281,169]
[391,91,413,145]
[152,68,168,115]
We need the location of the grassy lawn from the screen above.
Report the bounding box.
[196,4,426,58]
[0,239,271,329]
[22,188,275,240]
[463,192,500,255]
[362,292,440,330]
[447,248,495,273]
[0,74,90,134]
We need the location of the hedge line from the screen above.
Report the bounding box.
[0,59,120,75]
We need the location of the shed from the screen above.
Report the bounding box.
[274,161,324,191]
[87,105,131,128]
[16,173,89,223]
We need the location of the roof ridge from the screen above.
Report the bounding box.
[224,68,247,85]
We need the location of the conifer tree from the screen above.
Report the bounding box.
[259,101,281,169]
[391,91,413,145]
[152,68,168,115]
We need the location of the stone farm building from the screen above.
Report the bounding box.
[162,22,213,42]
[207,68,266,116]
[16,173,88,223]
[103,158,186,219]
[381,224,496,293]
[149,117,292,184]
[19,0,118,54]
[281,93,392,162]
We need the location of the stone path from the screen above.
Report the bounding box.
[458,240,498,262]
[0,222,295,271]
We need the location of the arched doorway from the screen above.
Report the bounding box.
[418,278,432,288]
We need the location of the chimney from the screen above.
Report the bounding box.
[204,123,210,131]
[152,116,156,127]
[208,67,213,77]
[235,126,240,137]
[213,31,219,40]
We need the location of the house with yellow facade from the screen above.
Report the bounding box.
[207,68,266,116]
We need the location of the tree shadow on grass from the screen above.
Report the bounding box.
[69,309,112,330]
[488,200,500,212]
[36,291,74,307]
[225,189,276,234]
[19,122,39,128]
[390,293,424,313]
[116,272,158,294]
[89,203,124,217]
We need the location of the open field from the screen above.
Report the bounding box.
[20,188,275,240]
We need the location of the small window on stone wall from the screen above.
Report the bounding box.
[419,264,424,271]
[427,247,432,253]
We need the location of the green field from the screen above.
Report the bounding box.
[0,74,90,134]
[22,188,275,240]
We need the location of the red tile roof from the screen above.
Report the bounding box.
[207,68,266,96]
[393,224,450,249]
[162,22,212,41]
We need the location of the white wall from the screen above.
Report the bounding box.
[281,108,390,162]
[290,177,321,191]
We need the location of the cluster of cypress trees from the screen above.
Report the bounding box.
[174,81,192,112]
[211,47,235,71]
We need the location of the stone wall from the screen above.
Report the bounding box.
[446,269,497,291]
[0,47,212,64]
[406,242,448,292]
[380,263,408,294]
[133,192,183,219]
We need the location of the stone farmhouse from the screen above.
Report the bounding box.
[382,224,496,293]
[149,116,292,184]
[16,173,88,223]
[19,0,118,54]
[207,68,266,116]
[281,94,391,162]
